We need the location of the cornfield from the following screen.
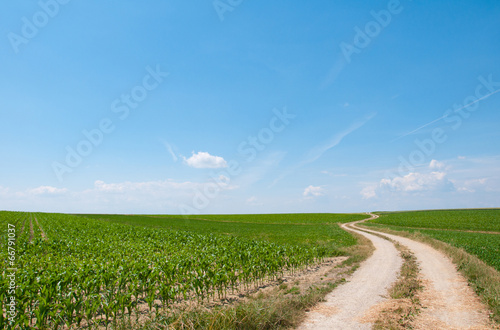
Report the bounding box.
[0,211,326,329]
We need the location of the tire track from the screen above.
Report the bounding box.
[33,215,47,240]
[29,214,34,243]
[20,216,27,235]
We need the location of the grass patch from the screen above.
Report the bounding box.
[137,280,343,329]
[373,244,423,329]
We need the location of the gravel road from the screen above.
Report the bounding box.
[299,214,402,329]
[298,213,496,329]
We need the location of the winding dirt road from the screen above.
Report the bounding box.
[299,213,496,329]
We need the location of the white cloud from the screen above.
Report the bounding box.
[0,186,9,195]
[183,151,227,169]
[27,186,68,196]
[246,196,263,206]
[360,156,500,209]
[361,160,455,199]
[0,175,245,213]
[429,159,445,170]
[303,185,325,198]
[456,178,488,193]
[91,178,235,194]
[361,185,377,199]
[380,171,453,192]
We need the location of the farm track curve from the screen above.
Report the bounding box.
[299,213,496,329]
[299,213,402,329]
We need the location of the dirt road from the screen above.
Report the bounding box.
[361,225,494,329]
[299,213,495,329]
[299,214,402,329]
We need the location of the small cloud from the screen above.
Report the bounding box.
[458,156,466,160]
[213,175,238,190]
[28,186,68,196]
[303,185,325,198]
[457,187,475,193]
[94,180,127,193]
[429,159,445,170]
[0,186,9,196]
[343,102,350,107]
[361,185,377,199]
[321,170,347,177]
[246,196,263,206]
[183,151,227,169]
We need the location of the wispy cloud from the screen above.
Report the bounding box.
[161,140,178,162]
[320,56,347,90]
[304,113,376,164]
[236,151,287,187]
[393,88,500,142]
[0,178,240,213]
[429,159,445,170]
[27,186,69,196]
[271,113,376,186]
[246,196,263,206]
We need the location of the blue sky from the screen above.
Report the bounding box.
[1,0,499,214]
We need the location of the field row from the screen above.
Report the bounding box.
[1,211,362,329]
[79,213,361,256]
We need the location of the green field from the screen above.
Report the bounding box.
[143,213,367,224]
[78,213,364,254]
[371,209,500,232]
[366,209,500,271]
[0,211,365,329]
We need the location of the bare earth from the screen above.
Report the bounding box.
[298,213,497,330]
[298,214,402,329]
